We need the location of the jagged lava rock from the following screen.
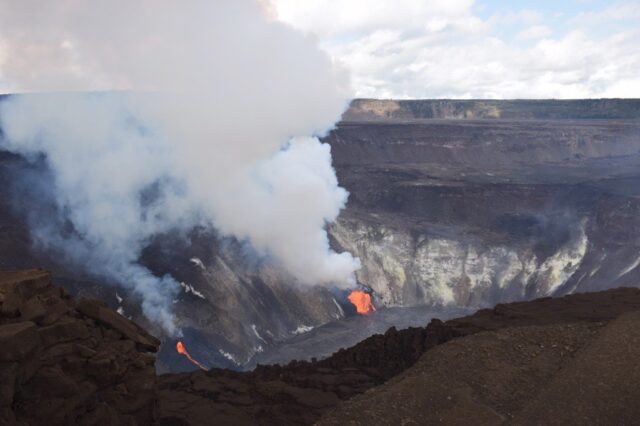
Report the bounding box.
[160,287,640,426]
[318,287,640,425]
[0,269,160,425]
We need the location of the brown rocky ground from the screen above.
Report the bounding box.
[157,321,456,426]
[4,268,640,425]
[319,291,640,425]
[0,270,159,425]
[159,288,640,425]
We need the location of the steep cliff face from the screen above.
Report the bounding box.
[329,214,588,307]
[344,99,640,121]
[1,98,640,372]
[323,100,640,315]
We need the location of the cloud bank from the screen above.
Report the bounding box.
[269,0,640,99]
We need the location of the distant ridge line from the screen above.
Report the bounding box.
[344,98,640,121]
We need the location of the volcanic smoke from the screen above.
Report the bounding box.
[0,0,360,334]
[176,340,208,371]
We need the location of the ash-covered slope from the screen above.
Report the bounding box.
[2,97,640,373]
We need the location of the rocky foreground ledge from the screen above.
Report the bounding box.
[159,287,640,425]
[0,270,159,425]
[3,269,640,425]
[319,290,640,425]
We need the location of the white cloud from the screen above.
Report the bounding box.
[272,0,477,38]
[269,0,640,98]
[0,0,637,99]
[517,25,553,41]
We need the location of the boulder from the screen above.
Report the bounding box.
[20,365,79,400]
[20,297,46,323]
[0,269,52,299]
[0,291,22,317]
[41,342,76,363]
[38,319,89,347]
[0,270,159,425]
[17,349,42,384]
[0,362,18,406]
[0,321,39,361]
[41,300,72,326]
[77,299,160,352]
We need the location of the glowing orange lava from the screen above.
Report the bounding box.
[176,340,208,371]
[348,290,375,314]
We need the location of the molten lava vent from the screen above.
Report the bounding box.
[176,340,209,371]
[348,290,376,314]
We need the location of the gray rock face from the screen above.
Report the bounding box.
[343,98,640,121]
[329,214,588,308]
[324,100,640,314]
[2,98,640,372]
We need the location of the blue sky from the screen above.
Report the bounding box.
[477,0,638,39]
[474,0,611,19]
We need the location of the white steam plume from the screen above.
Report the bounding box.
[0,0,360,334]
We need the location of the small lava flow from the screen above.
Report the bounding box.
[348,290,376,314]
[176,340,209,371]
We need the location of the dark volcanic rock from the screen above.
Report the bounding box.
[76,298,160,351]
[318,287,640,425]
[158,319,461,425]
[3,97,640,381]
[3,97,640,372]
[0,322,38,361]
[159,287,640,426]
[3,268,640,425]
[0,269,159,425]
